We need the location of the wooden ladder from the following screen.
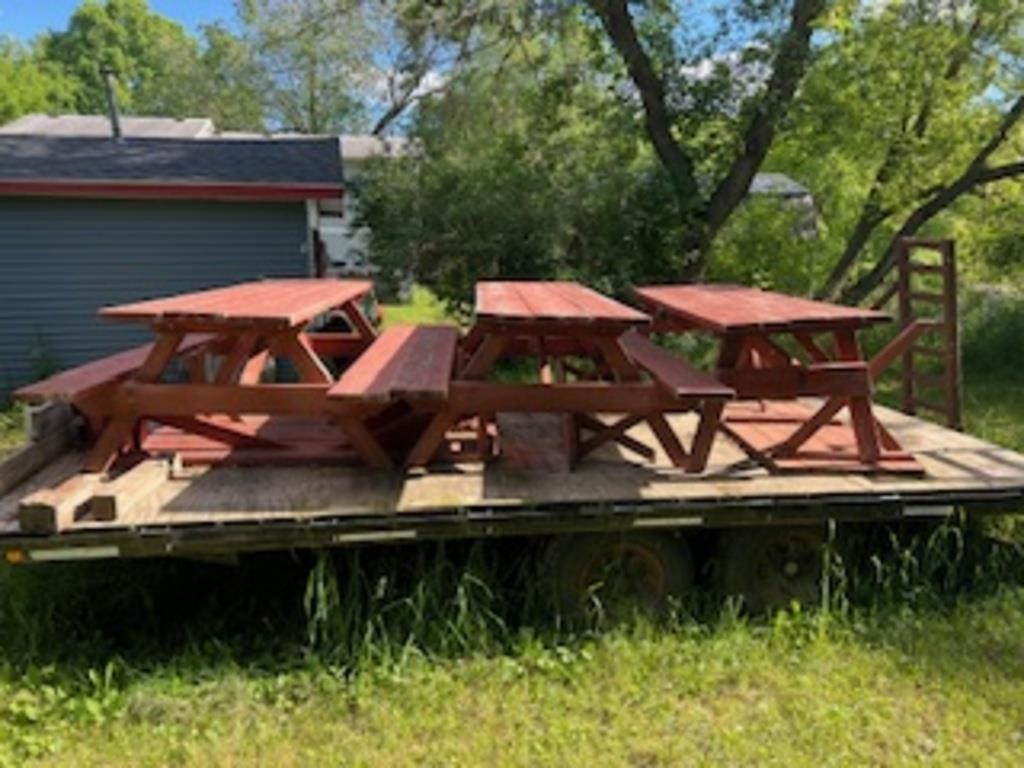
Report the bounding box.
[869,237,962,430]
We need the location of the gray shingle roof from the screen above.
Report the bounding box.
[0,135,343,187]
[0,114,216,138]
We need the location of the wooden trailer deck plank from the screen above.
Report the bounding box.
[2,405,1024,537]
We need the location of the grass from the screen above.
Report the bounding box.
[1,286,1024,765]
[379,285,456,328]
[0,403,24,459]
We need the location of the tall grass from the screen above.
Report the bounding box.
[4,523,1017,680]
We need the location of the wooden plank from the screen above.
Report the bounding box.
[90,460,170,522]
[102,279,373,329]
[7,405,1024,536]
[619,331,734,397]
[476,281,649,325]
[18,472,105,533]
[448,381,691,412]
[113,383,329,415]
[718,363,871,399]
[329,325,459,402]
[635,284,890,335]
[305,333,370,359]
[14,334,214,404]
[868,320,938,379]
[0,428,73,498]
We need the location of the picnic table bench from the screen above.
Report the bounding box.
[327,325,460,468]
[635,283,922,473]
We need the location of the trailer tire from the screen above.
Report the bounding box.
[719,527,824,615]
[544,532,694,625]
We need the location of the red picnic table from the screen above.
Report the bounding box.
[16,279,377,472]
[439,281,733,471]
[634,283,922,473]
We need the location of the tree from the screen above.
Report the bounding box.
[372,0,828,279]
[0,38,75,123]
[239,0,374,133]
[771,0,1024,302]
[359,19,688,306]
[579,0,827,277]
[138,23,266,131]
[39,0,201,115]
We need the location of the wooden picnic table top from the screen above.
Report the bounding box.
[101,279,374,330]
[475,281,649,329]
[634,283,890,335]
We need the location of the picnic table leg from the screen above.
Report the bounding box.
[271,330,333,384]
[335,414,393,469]
[646,413,689,468]
[83,331,185,473]
[834,330,881,463]
[340,300,376,342]
[688,400,725,473]
[461,335,508,379]
[716,334,747,375]
[406,412,459,467]
[215,332,260,385]
[239,349,270,384]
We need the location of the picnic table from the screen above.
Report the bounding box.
[17,279,377,472]
[634,283,921,473]
[399,281,736,471]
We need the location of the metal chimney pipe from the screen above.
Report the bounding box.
[103,69,123,141]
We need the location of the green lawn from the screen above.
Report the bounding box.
[379,285,457,328]
[1,289,1024,766]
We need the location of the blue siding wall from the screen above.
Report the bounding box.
[0,197,309,394]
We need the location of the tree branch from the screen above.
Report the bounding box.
[701,0,826,246]
[841,97,1024,304]
[586,0,700,206]
[817,16,983,299]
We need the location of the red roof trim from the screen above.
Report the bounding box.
[0,179,344,202]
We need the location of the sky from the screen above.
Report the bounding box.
[0,1,237,41]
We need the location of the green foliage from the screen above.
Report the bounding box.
[0,39,75,123]
[40,0,201,115]
[379,285,455,327]
[359,23,689,307]
[239,0,373,133]
[0,403,24,456]
[774,0,1024,296]
[707,196,824,294]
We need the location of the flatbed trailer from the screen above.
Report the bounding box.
[3,404,1022,615]
[2,405,1022,562]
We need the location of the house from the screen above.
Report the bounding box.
[0,117,344,393]
[317,135,408,276]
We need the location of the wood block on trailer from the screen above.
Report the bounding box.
[90,460,171,522]
[17,472,105,534]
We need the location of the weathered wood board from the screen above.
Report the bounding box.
[1,404,1023,543]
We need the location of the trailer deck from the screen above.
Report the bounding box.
[1,403,1023,562]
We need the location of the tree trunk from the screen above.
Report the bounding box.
[700,0,826,248]
[590,0,825,280]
